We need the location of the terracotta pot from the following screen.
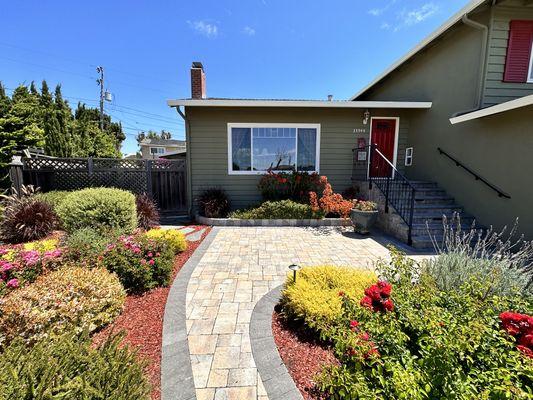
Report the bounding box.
[350,209,378,234]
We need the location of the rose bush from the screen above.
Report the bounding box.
[282,248,533,399]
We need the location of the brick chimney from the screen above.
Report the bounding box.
[191,62,206,99]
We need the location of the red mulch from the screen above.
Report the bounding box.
[272,311,339,400]
[92,225,211,400]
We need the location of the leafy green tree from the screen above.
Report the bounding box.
[0,85,44,188]
[136,129,172,144]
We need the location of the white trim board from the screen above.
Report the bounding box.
[227,123,321,175]
[350,0,487,100]
[368,117,400,179]
[167,99,432,109]
[450,94,533,124]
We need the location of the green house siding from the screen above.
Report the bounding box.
[186,107,411,211]
[358,4,533,239]
[482,4,533,107]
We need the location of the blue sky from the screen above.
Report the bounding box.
[1,0,467,154]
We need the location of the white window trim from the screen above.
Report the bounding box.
[227,123,321,175]
[367,116,400,179]
[405,147,413,167]
[528,41,533,83]
[149,146,166,155]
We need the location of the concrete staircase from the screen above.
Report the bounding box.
[406,181,477,249]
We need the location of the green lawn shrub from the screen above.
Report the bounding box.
[63,227,123,262]
[229,200,324,219]
[313,248,533,399]
[98,232,174,293]
[282,266,376,336]
[57,187,137,233]
[0,331,151,399]
[0,266,125,347]
[34,190,71,212]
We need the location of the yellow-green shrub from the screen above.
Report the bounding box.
[0,266,125,347]
[282,266,376,333]
[144,228,187,254]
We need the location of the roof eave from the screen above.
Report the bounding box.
[449,94,533,124]
[166,99,432,109]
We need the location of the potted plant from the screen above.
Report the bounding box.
[350,199,378,234]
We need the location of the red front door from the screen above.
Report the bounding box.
[369,118,397,178]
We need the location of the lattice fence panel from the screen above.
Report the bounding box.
[20,157,187,212]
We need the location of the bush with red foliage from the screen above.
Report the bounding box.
[0,194,58,243]
[136,194,160,229]
[360,281,394,312]
[500,311,533,358]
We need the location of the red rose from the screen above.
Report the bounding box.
[377,281,392,297]
[360,296,373,309]
[364,285,382,301]
[383,299,394,312]
[350,320,359,331]
[517,345,533,358]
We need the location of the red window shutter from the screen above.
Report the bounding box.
[503,20,533,83]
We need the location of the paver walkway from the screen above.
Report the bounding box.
[184,227,430,400]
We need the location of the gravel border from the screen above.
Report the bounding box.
[161,227,219,400]
[250,285,303,400]
[196,214,352,227]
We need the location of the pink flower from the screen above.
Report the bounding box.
[6,278,19,288]
[0,260,15,273]
[140,259,147,265]
[359,332,370,341]
[350,320,359,331]
[148,259,155,266]
[21,250,40,266]
[148,252,153,258]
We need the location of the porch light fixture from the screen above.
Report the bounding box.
[288,264,301,282]
[363,109,370,125]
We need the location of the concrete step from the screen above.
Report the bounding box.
[414,196,455,205]
[413,204,463,214]
[411,222,475,236]
[412,211,474,224]
[390,187,447,197]
[411,235,440,249]
[409,181,440,189]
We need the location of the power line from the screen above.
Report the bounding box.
[0,41,179,86]
[0,55,96,80]
[107,105,182,125]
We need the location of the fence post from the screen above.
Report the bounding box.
[8,156,24,195]
[87,157,94,175]
[146,160,153,196]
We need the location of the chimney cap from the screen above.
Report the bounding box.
[191,61,204,70]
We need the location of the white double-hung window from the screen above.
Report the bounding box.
[228,123,320,175]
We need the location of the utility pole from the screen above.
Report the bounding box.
[96,66,104,131]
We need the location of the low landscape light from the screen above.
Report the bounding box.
[288,264,301,282]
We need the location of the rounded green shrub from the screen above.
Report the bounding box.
[35,190,71,212]
[57,187,137,232]
[0,332,151,399]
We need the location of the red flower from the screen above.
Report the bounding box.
[377,281,392,297]
[383,298,394,311]
[338,290,345,297]
[359,331,370,341]
[517,345,533,358]
[360,296,373,309]
[364,285,382,302]
[347,348,357,357]
[350,320,359,331]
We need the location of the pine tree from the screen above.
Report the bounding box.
[0,82,11,117]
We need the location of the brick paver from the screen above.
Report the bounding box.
[185,227,427,399]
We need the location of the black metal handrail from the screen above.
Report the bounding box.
[354,145,416,245]
[437,147,511,199]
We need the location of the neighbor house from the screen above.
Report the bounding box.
[139,138,186,159]
[168,0,533,246]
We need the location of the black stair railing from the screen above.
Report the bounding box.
[359,144,416,245]
[437,147,511,199]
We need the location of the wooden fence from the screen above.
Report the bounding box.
[10,157,187,214]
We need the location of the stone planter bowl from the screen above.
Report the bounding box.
[350,208,378,234]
